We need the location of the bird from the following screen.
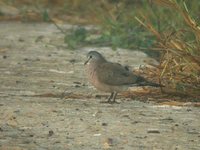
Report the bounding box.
[84,51,162,103]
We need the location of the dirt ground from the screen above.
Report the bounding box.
[0,22,200,150]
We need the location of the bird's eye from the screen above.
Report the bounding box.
[89,55,92,58]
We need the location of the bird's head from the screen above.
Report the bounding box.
[84,51,106,65]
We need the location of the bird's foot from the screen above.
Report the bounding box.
[100,92,119,104]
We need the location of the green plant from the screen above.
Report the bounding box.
[64,27,87,49]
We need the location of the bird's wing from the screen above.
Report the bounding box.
[96,62,140,85]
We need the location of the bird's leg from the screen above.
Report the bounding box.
[100,92,119,104]
[100,92,114,103]
[107,92,114,103]
[111,91,118,103]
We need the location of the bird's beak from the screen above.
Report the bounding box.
[84,57,90,65]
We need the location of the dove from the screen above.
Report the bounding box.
[84,51,162,103]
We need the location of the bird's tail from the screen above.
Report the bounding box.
[137,80,164,87]
[135,76,164,87]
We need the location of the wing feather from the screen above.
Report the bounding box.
[96,62,140,85]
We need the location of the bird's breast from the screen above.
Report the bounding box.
[85,63,98,85]
[85,63,128,92]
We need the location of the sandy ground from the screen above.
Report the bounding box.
[0,22,200,150]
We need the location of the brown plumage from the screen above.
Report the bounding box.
[84,51,162,103]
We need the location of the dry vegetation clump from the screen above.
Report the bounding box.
[135,0,200,98]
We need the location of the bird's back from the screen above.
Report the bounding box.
[96,61,141,85]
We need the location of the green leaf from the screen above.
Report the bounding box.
[43,10,50,22]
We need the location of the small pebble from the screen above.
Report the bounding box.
[75,85,80,88]
[24,58,29,61]
[122,114,130,118]
[135,136,147,139]
[95,95,102,99]
[132,121,139,124]
[16,80,21,84]
[18,37,24,42]
[69,59,76,63]
[102,123,108,126]
[48,130,54,137]
[81,83,86,86]
[3,55,7,59]
[162,117,174,121]
[73,81,81,84]
[147,129,160,133]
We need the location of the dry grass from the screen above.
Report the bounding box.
[135,0,200,98]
